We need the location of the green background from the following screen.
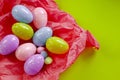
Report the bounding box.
[55,0,120,80]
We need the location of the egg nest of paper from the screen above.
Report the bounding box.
[0,0,99,80]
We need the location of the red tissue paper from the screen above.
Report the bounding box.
[0,0,99,80]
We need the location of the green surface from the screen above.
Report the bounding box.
[55,0,120,80]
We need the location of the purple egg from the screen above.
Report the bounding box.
[24,54,44,75]
[0,34,19,55]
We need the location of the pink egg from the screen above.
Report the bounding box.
[33,7,48,29]
[37,47,45,53]
[15,43,36,61]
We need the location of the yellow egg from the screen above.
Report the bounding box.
[46,37,69,54]
[12,22,34,40]
[44,57,53,64]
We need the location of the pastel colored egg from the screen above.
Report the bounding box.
[12,5,33,23]
[15,43,36,61]
[33,7,48,29]
[0,34,19,55]
[24,54,44,75]
[46,37,69,54]
[40,51,48,58]
[33,27,53,46]
[12,22,34,40]
[44,57,53,65]
[37,47,45,53]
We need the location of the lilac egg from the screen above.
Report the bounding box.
[24,54,44,75]
[33,27,53,46]
[0,34,19,55]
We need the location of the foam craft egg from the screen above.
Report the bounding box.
[0,34,19,55]
[33,7,48,29]
[12,22,34,40]
[12,5,33,23]
[44,57,53,65]
[24,54,44,75]
[33,27,53,46]
[40,51,48,58]
[46,37,69,54]
[37,47,45,53]
[15,43,36,61]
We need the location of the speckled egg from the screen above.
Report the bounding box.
[12,22,34,40]
[33,27,53,46]
[46,37,69,54]
[33,7,48,29]
[12,5,33,23]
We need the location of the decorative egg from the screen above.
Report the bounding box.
[33,27,53,46]
[40,51,48,58]
[15,43,36,61]
[46,37,69,54]
[33,7,48,29]
[0,34,19,55]
[12,22,34,40]
[12,5,33,23]
[37,47,45,53]
[44,56,53,65]
[24,54,44,75]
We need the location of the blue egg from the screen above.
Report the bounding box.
[40,51,48,58]
[12,5,33,23]
[33,27,53,46]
